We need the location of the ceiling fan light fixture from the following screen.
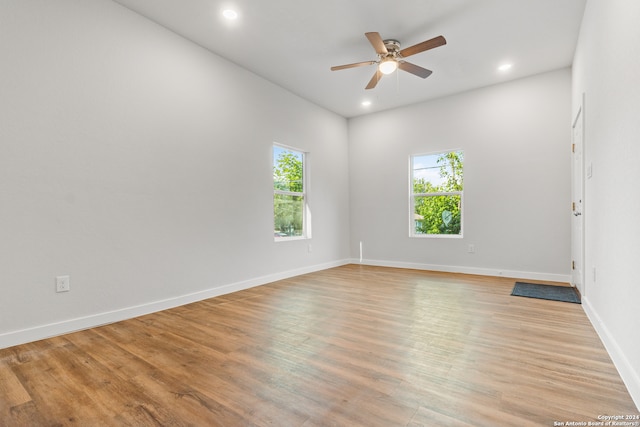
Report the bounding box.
[379,58,398,75]
[330,32,446,90]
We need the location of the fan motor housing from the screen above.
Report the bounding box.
[383,39,401,54]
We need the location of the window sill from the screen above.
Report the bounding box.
[410,234,463,239]
[274,236,309,242]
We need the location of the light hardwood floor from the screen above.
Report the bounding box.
[1,265,637,426]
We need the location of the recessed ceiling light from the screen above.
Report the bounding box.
[498,63,513,72]
[361,100,372,107]
[222,9,238,20]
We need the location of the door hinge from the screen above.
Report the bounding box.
[572,260,575,270]
[572,143,575,153]
[572,202,576,211]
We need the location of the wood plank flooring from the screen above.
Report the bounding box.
[0,264,637,426]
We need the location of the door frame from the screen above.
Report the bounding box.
[571,94,585,295]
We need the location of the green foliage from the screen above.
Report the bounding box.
[413,151,463,235]
[438,151,463,192]
[274,151,304,236]
[274,194,303,236]
[274,152,303,192]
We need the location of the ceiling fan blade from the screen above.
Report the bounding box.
[398,61,433,79]
[399,35,446,58]
[330,60,376,71]
[365,32,388,55]
[365,69,383,90]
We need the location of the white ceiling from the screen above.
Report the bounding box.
[112,0,586,118]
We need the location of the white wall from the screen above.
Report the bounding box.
[572,0,640,408]
[0,0,350,347]
[348,69,572,281]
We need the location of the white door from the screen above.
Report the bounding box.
[571,105,584,294]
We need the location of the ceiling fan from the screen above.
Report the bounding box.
[330,32,447,90]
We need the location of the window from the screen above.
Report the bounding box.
[410,150,464,237]
[273,144,309,240]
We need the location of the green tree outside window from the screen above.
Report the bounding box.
[412,151,464,236]
[273,146,306,238]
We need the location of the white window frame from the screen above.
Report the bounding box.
[273,143,311,242]
[409,150,464,238]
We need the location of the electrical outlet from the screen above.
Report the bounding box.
[56,275,70,293]
[468,244,475,253]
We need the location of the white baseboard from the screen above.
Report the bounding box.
[0,259,350,350]
[350,258,571,283]
[582,296,640,411]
